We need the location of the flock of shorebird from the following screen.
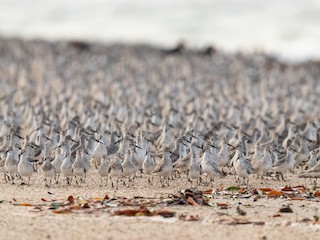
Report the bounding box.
[0,39,320,188]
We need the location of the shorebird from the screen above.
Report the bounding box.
[106,131,122,156]
[71,149,89,185]
[294,137,310,167]
[305,151,318,170]
[51,148,63,183]
[233,152,253,185]
[18,150,35,185]
[251,144,263,168]
[108,153,123,189]
[217,138,230,171]
[142,148,156,184]
[98,154,109,186]
[1,38,320,190]
[0,158,5,182]
[187,146,201,187]
[272,146,295,181]
[201,144,224,186]
[4,147,19,183]
[173,142,198,174]
[121,149,138,187]
[299,161,320,187]
[61,151,73,184]
[92,137,107,168]
[152,147,174,187]
[253,146,273,183]
[41,156,56,186]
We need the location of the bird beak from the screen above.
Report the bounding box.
[45,136,52,141]
[95,139,104,144]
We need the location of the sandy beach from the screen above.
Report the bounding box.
[1,171,320,240]
[1,37,320,240]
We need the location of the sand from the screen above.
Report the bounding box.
[1,172,320,240]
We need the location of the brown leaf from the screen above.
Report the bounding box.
[112,207,151,217]
[217,203,228,209]
[69,205,81,210]
[313,191,320,197]
[258,188,273,193]
[67,195,74,204]
[238,188,247,194]
[12,198,17,202]
[19,203,33,206]
[179,214,200,221]
[289,197,305,201]
[281,185,294,192]
[81,203,90,209]
[153,209,175,218]
[41,198,47,202]
[267,190,283,198]
[202,189,213,194]
[52,209,72,214]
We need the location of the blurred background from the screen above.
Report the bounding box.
[0,0,319,61]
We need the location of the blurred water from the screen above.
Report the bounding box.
[0,0,320,61]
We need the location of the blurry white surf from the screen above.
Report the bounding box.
[0,0,320,61]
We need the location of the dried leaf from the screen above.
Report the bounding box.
[67,195,74,204]
[217,203,228,209]
[238,188,247,194]
[225,186,240,191]
[281,186,294,192]
[81,203,90,209]
[69,205,81,210]
[267,190,283,198]
[41,198,47,202]
[258,188,273,193]
[179,214,200,221]
[313,191,320,197]
[153,209,175,218]
[202,189,213,194]
[12,198,17,202]
[273,214,282,217]
[19,203,33,207]
[289,197,305,201]
[52,209,72,214]
[0,200,4,204]
[112,208,151,217]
